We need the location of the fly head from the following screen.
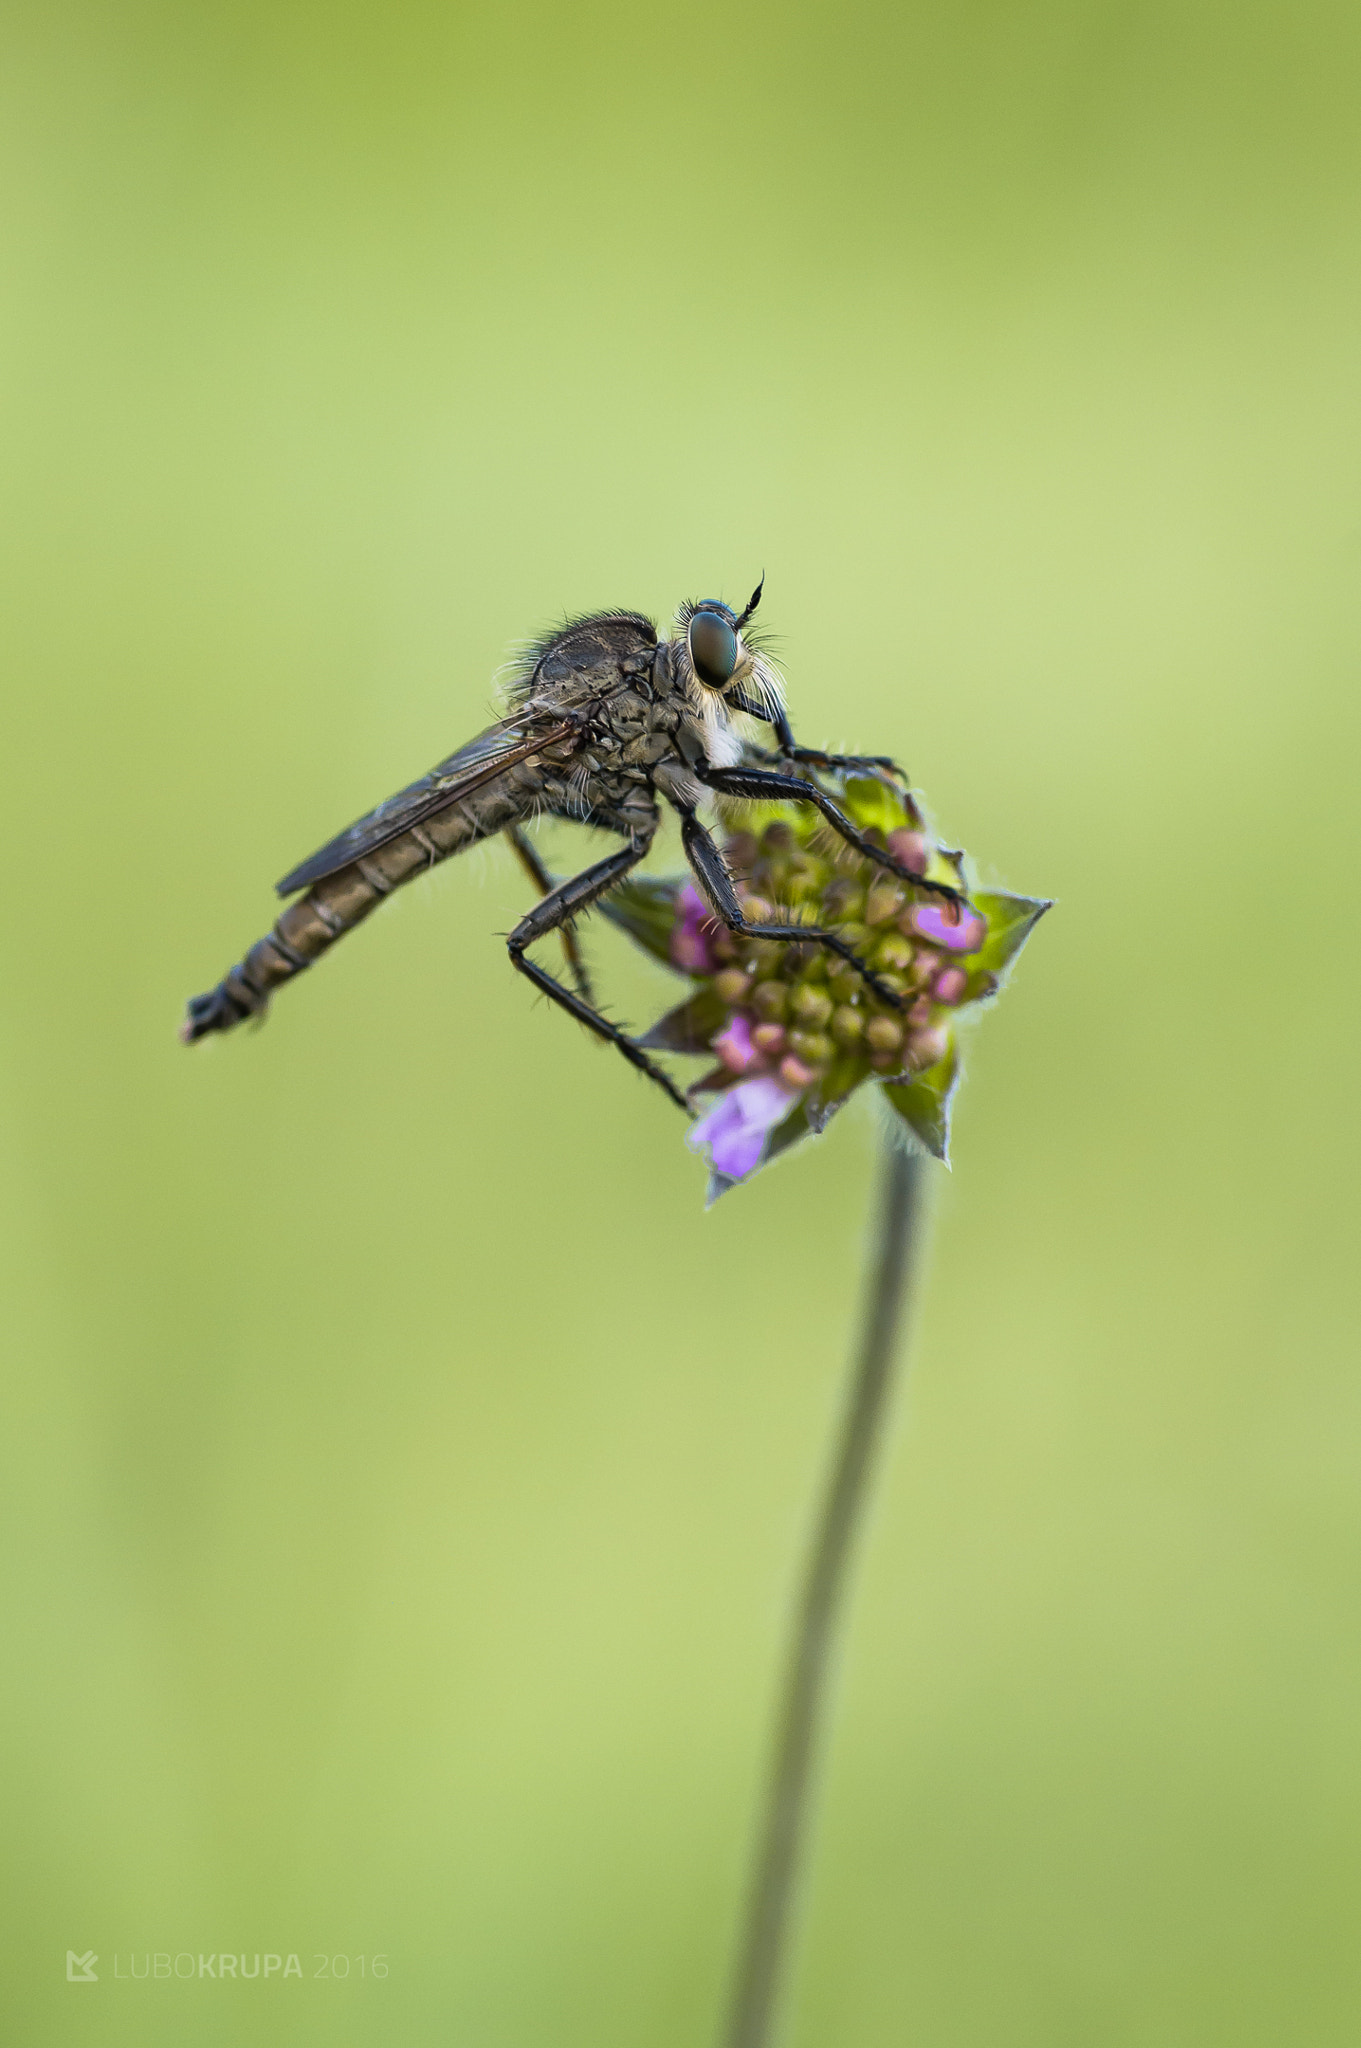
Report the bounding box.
[679,578,783,722]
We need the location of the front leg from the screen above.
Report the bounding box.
[507,844,691,1115]
[698,762,969,915]
[728,691,907,784]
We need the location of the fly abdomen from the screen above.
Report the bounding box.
[182,785,516,1041]
[180,877,367,1041]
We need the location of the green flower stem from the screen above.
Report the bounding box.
[720,1138,925,2048]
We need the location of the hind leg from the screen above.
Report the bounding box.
[504,824,596,1004]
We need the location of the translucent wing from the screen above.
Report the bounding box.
[274,715,575,896]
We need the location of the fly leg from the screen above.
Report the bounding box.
[507,844,691,1114]
[729,693,908,784]
[679,814,911,1011]
[784,745,907,780]
[504,825,595,1004]
[698,762,968,915]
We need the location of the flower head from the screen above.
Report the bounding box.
[600,769,1048,1200]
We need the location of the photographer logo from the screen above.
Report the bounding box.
[62,1949,387,1983]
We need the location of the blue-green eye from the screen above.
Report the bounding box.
[688,609,739,689]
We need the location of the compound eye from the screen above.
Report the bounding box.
[688,609,738,690]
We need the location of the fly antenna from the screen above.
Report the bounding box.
[736,574,765,631]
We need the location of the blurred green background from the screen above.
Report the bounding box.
[2,1,1359,2042]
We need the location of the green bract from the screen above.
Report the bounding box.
[599,770,1048,1198]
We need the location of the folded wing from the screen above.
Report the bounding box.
[274,715,575,896]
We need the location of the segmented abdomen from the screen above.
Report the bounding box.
[182,781,521,1041]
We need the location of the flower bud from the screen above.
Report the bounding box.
[865,880,903,926]
[724,831,759,872]
[865,1016,903,1055]
[761,822,796,856]
[790,984,833,1030]
[751,1022,787,1055]
[830,1004,864,1046]
[833,921,869,951]
[874,934,914,974]
[932,966,968,1005]
[751,979,789,1023]
[710,929,739,965]
[907,1023,950,1070]
[787,1029,834,1067]
[822,880,865,922]
[828,961,863,1001]
[742,895,774,925]
[713,967,753,1006]
[779,1054,816,1089]
[886,828,928,875]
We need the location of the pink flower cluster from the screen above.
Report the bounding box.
[632,777,1049,1195]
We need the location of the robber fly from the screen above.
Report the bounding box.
[182,580,969,1112]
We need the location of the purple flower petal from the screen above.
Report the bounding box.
[912,903,987,953]
[687,1076,800,1182]
[670,882,716,973]
[671,930,714,972]
[713,1012,761,1074]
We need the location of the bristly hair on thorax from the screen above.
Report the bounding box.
[499,609,659,713]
